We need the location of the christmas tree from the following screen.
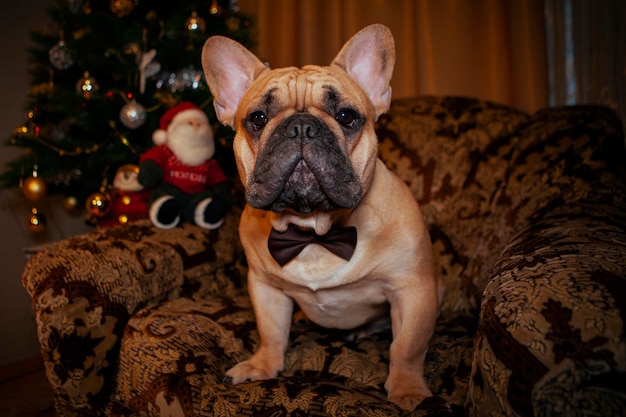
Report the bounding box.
[1,0,252,230]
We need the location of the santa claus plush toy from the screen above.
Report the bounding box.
[138,101,230,229]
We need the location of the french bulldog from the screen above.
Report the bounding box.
[202,24,441,411]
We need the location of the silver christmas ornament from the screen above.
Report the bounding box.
[49,40,74,70]
[119,101,147,129]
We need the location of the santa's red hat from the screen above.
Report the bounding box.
[153,101,207,144]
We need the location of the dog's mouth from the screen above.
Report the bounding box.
[245,114,363,213]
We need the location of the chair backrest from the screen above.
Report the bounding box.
[377,96,530,313]
[377,96,626,313]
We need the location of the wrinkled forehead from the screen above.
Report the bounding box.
[240,65,370,116]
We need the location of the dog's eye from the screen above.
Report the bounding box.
[335,109,359,128]
[249,111,268,131]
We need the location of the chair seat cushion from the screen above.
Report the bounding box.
[111,295,476,416]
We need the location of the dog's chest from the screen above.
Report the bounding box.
[283,278,388,329]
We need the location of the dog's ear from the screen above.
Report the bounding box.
[202,36,268,128]
[331,24,396,118]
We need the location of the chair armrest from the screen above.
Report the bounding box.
[22,204,244,412]
[468,205,626,416]
[467,104,626,415]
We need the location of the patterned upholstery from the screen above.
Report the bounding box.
[22,96,626,416]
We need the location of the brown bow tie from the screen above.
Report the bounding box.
[268,225,357,267]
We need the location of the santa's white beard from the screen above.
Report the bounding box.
[167,136,215,166]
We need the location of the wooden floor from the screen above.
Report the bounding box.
[0,363,55,417]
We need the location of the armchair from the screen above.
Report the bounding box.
[23,96,626,416]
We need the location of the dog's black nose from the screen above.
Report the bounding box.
[282,114,323,139]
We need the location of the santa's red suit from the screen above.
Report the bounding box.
[139,144,228,193]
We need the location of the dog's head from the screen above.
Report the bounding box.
[202,24,395,222]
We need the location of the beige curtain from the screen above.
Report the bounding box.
[238,0,550,113]
[544,0,626,125]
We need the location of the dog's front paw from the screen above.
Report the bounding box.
[225,356,283,384]
[387,391,431,412]
[385,373,432,411]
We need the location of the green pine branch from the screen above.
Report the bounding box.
[2,0,252,199]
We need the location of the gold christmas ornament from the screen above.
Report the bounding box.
[86,190,112,217]
[23,175,47,202]
[110,0,135,17]
[76,71,99,99]
[26,207,46,233]
[209,0,222,15]
[63,195,79,212]
[186,11,205,32]
[14,124,29,136]
[226,16,242,32]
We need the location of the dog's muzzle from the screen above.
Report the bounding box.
[245,113,363,213]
